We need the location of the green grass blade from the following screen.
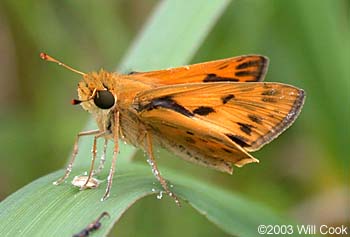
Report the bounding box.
[0,162,290,237]
[119,0,231,71]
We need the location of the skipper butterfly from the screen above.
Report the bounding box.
[40,53,305,205]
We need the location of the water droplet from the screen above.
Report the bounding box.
[107,174,112,183]
[146,159,154,166]
[152,168,159,177]
[151,188,156,192]
[156,191,163,200]
[170,184,174,188]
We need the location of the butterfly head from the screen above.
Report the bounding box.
[75,70,117,113]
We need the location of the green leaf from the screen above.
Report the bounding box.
[0,162,288,237]
[0,1,291,237]
[119,0,232,71]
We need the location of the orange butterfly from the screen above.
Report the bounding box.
[40,53,305,205]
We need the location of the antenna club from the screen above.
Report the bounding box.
[39,52,58,63]
[40,52,48,60]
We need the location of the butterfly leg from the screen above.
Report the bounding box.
[101,111,120,201]
[145,132,181,206]
[53,129,101,185]
[94,138,108,175]
[81,131,108,190]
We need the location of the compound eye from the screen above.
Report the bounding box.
[94,90,115,109]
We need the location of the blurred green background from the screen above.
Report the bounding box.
[0,0,348,236]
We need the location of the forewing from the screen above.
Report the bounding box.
[134,82,305,152]
[129,55,268,85]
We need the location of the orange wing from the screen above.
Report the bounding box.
[141,112,258,174]
[134,82,305,153]
[129,55,269,85]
